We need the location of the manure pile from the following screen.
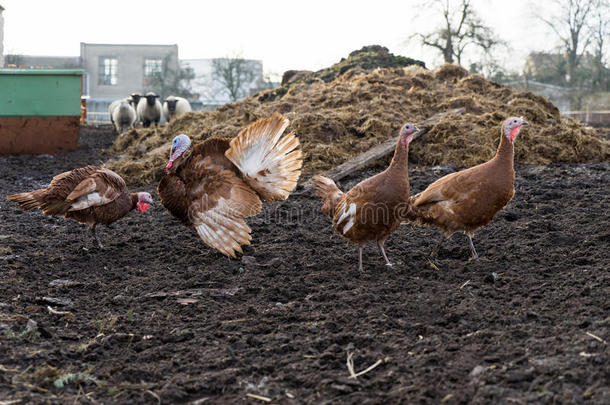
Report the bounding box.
[107,46,609,186]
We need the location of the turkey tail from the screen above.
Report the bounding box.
[6,190,46,211]
[404,194,441,228]
[7,190,71,216]
[225,112,303,202]
[312,175,344,218]
[404,194,420,222]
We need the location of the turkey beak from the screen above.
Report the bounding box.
[521,120,529,126]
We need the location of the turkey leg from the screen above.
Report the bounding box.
[466,234,478,260]
[90,224,105,250]
[377,241,392,267]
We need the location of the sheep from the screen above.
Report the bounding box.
[162,96,192,123]
[109,93,141,126]
[108,98,125,126]
[129,93,142,107]
[137,92,162,127]
[111,100,137,133]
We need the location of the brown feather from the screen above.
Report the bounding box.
[6,166,137,227]
[225,112,302,201]
[158,137,263,257]
[159,113,303,257]
[312,175,344,218]
[407,121,517,237]
[314,130,413,247]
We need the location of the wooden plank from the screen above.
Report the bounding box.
[319,108,465,183]
[0,116,80,155]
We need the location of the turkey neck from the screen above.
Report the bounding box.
[129,193,138,210]
[171,149,193,173]
[492,128,515,174]
[386,135,411,184]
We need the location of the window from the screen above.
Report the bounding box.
[144,58,163,78]
[98,57,118,85]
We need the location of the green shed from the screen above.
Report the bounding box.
[0,68,84,154]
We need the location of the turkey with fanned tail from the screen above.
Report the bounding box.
[157,112,303,257]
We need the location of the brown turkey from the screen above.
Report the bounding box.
[158,112,303,257]
[6,166,152,249]
[313,123,419,272]
[406,117,528,259]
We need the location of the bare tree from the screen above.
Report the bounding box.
[148,55,196,99]
[211,54,257,102]
[414,0,503,65]
[590,1,610,89]
[537,0,600,87]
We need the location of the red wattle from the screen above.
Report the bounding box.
[137,202,150,212]
[509,126,520,143]
[401,134,413,147]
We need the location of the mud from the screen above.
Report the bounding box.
[0,126,608,404]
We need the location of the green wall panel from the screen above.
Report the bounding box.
[0,69,84,117]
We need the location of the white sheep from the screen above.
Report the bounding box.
[137,92,162,127]
[109,93,141,126]
[111,100,137,133]
[162,96,192,122]
[108,99,124,125]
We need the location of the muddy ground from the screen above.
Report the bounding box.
[0,126,608,404]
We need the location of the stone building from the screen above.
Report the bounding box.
[79,43,179,122]
[80,43,178,99]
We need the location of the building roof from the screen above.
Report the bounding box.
[0,68,85,76]
[80,42,177,48]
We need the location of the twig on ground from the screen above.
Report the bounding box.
[0,399,23,405]
[585,331,607,344]
[47,306,74,318]
[145,390,161,404]
[246,393,271,402]
[346,351,385,379]
[73,385,83,405]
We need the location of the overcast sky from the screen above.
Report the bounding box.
[2,0,563,77]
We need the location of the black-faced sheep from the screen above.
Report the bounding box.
[137,92,161,127]
[130,93,142,107]
[111,101,137,133]
[162,96,192,122]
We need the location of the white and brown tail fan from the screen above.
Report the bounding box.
[225,112,303,202]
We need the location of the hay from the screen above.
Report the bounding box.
[106,46,610,186]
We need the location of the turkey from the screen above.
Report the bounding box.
[406,117,528,259]
[7,166,152,249]
[313,123,418,272]
[158,112,303,257]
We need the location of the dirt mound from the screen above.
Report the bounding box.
[107,47,610,186]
